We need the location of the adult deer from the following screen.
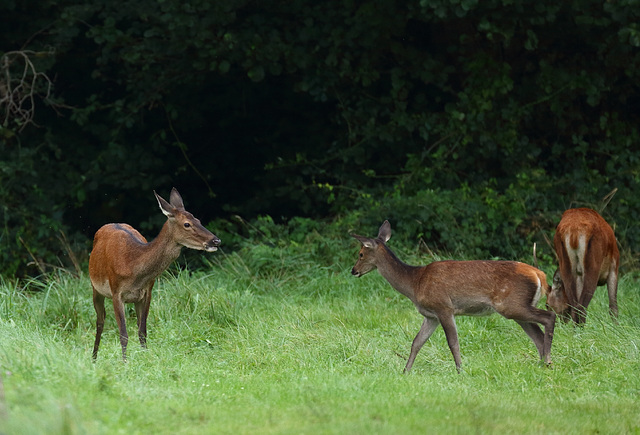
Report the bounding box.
[89,188,221,361]
[351,220,556,372]
[547,208,619,324]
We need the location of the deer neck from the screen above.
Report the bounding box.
[376,245,419,301]
[135,222,183,279]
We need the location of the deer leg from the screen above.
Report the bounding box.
[438,313,462,372]
[112,297,128,361]
[92,289,106,361]
[575,271,585,308]
[542,310,557,364]
[607,266,619,319]
[570,266,588,324]
[516,321,545,359]
[510,309,555,365]
[558,245,579,321]
[404,316,439,373]
[576,259,601,325]
[135,283,154,349]
[528,309,557,365]
[134,300,147,349]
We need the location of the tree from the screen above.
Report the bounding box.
[1,0,640,276]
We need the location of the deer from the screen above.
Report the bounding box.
[351,220,556,373]
[547,208,619,324]
[89,188,221,361]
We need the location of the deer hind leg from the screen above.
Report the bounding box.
[566,268,583,324]
[558,246,579,322]
[437,313,462,372]
[516,321,545,359]
[572,234,587,302]
[112,297,128,361]
[575,254,602,325]
[509,308,555,365]
[92,289,106,361]
[135,283,154,349]
[575,281,595,325]
[569,236,593,323]
[404,316,439,373]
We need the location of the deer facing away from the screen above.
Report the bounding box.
[351,220,556,372]
[547,208,619,324]
[89,188,221,361]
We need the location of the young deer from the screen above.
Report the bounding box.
[547,208,619,324]
[89,188,221,361]
[351,221,556,372]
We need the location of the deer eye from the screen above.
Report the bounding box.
[184,222,191,228]
[359,252,363,258]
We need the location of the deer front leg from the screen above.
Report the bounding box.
[404,316,439,373]
[134,300,148,349]
[438,313,462,372]
[135,283,154,349]
[113,297,129,361]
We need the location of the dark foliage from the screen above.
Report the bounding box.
[1,0,640,276]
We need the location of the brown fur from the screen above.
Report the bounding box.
[351,220,555,372]
[549,208,619,324]
[89,188,220,360]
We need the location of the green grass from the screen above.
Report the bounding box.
[1,251,639,434]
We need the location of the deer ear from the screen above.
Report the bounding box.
[155,191,176,218]
[169,187,185,210]
[378,220,391,243]
[351,234,376,249]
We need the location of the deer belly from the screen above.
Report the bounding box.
[120,287,148,303]
[91,278,148,303]
[418,301,496,317]
[91,279,114,299]
[454,301,496,316]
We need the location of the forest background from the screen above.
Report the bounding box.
[2,0,640,278]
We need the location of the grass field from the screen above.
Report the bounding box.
[1,249,639,434]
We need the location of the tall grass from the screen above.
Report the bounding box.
[0,250,639,434]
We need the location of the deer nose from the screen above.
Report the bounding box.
[351,268,359,276]
[204,236,221,252]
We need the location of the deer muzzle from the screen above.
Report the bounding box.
[205,236,222,252]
